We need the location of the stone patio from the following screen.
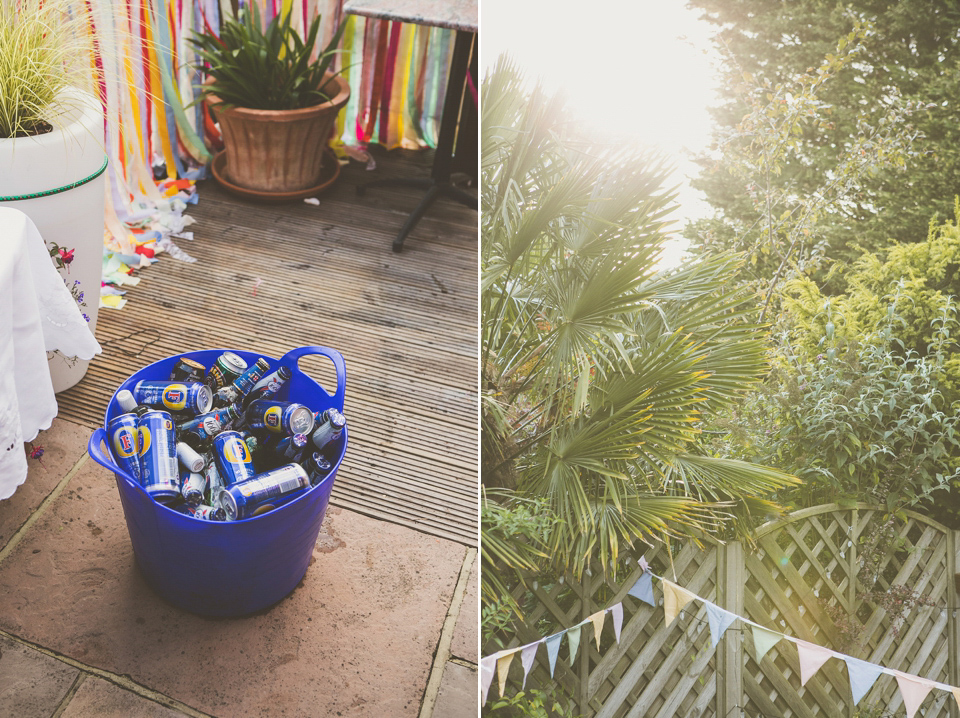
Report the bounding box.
[0,418,477,717]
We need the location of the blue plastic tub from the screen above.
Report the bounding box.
[87,346,347,617]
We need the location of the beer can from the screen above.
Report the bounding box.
[133,380,213,415]
[213,431,257,486]
[206,352,248,391]
[311,408,346,453]
[245,365,291,405]
[178,405,241,444]
[218,464,311,521]
[170,357,207,383]
[205,460,225,505]
[181,471,207,506]
[137,410,180,502]
[107,413,141,481]
[245,400,315,436]
[173,503,226,521]
[176,442,205,473]
[304,452,332,485]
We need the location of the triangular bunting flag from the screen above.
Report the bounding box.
[844,657,883,706]
[750,625,782,663]
[568,624,582,663]
[953,686,960,711]
[662,580,696,626]
[520,642,539,689]
[496,650,516,698]
[795,640,835,686]
[589,610,606,650]
[703,601,738,647]
[628,571,655,606]
[481,655,496,705]
[544,633,563,678]
[610,603,624,643]
[896,673,935,718]
[638,556,650,572]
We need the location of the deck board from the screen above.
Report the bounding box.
[58,147,479,547]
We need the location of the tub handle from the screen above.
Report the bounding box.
[87,427,141,491]
[280,346,346,411]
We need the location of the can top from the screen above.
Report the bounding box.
[220,352,248,373]
[327,409,346,430]
[179,357,206,371]
[289,406,315,435]
[195,384,214,414]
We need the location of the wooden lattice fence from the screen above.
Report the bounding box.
[487,504,960,718]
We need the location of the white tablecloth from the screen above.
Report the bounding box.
[0,207,102,499]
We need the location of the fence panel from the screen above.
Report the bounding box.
[486,504,959,717]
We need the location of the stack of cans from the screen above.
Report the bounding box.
[107,351,347,521]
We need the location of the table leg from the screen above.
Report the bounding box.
[357,30,477,253]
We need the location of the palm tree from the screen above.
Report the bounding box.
[481,56,799,609]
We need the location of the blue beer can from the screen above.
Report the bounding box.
[107,413,141,482]
[137,410,180,502]
[213,431,257,486]
[245,365,291,405]
[244,400,315,436]
[218,464,311,521]
[304,452,332,485]
[133,380,213,415]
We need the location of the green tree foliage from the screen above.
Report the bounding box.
[707,304,960,518]
[687,0,960,280]
[481,56,798,611]
[781,205,960,401]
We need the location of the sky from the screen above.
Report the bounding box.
[480,0,722,264]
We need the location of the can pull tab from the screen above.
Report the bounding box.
[279,346,346,411]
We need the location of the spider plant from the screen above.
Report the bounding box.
[189,5,346,111]
[0,0,96,138]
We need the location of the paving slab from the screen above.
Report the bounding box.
[0,456,467,717]
[431,662,477,718]
[60,676,188,718]
[449,554,477,663]
[0,418,88,550]
[0,634,79,718]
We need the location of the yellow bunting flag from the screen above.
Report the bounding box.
[496,650,516,698]
[953,687,960,710]
[589,610,606,650]
[662,579,696,626]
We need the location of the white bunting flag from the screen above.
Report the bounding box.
[703,601,738,647]
[520,642,539,688]
[896,673,935,718]
[481,655,496,705]
[610,602,624,643]
[795,640,835,686]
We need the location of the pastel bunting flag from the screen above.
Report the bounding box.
[610,602,624,643]
[662,580,697,626]
[496,650,516,698]
[750,624,782,663]
[638,556,650,572]
[544,633,563,678]
[844,657,884,706]
[895,673,935,718]
[628,571,655,606]
[952,686,960,710]
[589,610,606,650]
[703,601,738,647]
[481,655,496,705]
[568,624,583,663]
[795,640,835,686]
[520,642,539,688]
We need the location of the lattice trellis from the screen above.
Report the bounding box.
[484,504,960,718]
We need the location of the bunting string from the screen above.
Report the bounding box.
[482,561,959,717]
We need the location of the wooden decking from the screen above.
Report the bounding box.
[58,147,478,546]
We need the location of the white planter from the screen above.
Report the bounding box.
[0,89,106,392]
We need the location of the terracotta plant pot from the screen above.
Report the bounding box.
[205,73,350,194]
